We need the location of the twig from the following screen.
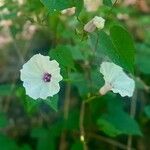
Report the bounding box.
[109,0,119,12]
[127,90,137,150]
[136,77,150,93]
[106,0,119,19]
[59,83,71,150]
[79,93,100,149]
[64,84,71,120]
[87,132,135,150]
[79,101,88,150]
[85,94,100,104]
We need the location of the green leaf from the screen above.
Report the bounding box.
[40,0,83,15]
[45,94,59,111]
[89,31,120,66]
[67,45,84,61]
[89,26,135,73]
[0,134,19,150]
[91,69,104,93]
[98,111,142,137]
[49,45,74,69]
[0,12,17,20]
[98,118,121,137]
[97,96,142,137]
[16,87,39,113]
[136,43,150,74]
[64,110,79,130]
[69,72,90,96]
[71,140,83,150]
[20,145,32,150]
[144,105,150,118]
[31,127,48,138]
[16,87,59,112]
[0,84,12,96]
[31,127,56,150]
[70,41,92,61]
[110,25,135,73]
[0,113,8,128]
[25,98,39,113]
[40,0,69,11]
[103,0,112,7]
[73,0,83,16]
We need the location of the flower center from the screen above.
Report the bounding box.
[43,73,52,82]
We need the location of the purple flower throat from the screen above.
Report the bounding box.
[43,73,52,82]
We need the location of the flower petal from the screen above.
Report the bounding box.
[46,60,60,73]
[47,81,61,97]
[112,72,135,97]
[23,81,44,99]
[100,62,123,83]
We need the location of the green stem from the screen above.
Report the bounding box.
[84,95,100,104]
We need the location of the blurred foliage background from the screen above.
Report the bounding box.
[0,0,150,150]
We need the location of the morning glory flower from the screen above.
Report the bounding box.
[99,62,135,97]
[20,54,63,100]
[84,16,105,33]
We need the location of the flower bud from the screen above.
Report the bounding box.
[93,16,105,29]
[61,7,76,16]
[84,19,96,33]
[84,16,105,33]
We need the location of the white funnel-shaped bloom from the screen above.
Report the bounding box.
[20,54,63,100]
[99,62,135,97]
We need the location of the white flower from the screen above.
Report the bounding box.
[93,16,105,29]
[20,54,63,100]
[61,7,76,16]
[84,16,105,33]
[99,62,135,97]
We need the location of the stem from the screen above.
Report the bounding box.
[79,94,101,149]
[79,101,88,150]
[85,95,100,103]
[106,0,119,19]
[127,90,137,150]
[64,84,71,120]
[87,132,135,150]
[109,0,119,13]
[59,83,71,150]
